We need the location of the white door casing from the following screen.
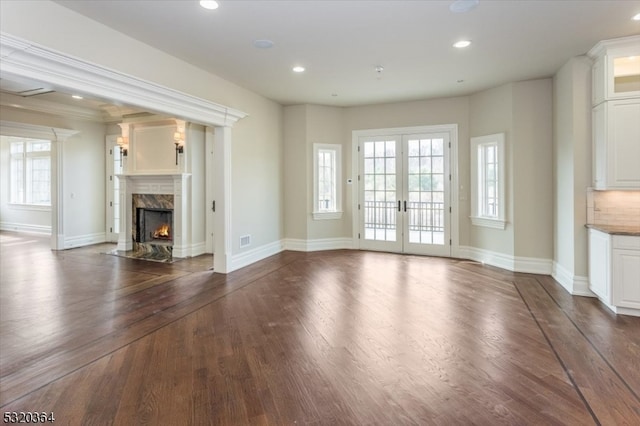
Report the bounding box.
[353,125,458,257]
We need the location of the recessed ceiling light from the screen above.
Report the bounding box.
[293,66,305,73]
[457,79,464,83]
[633,13,640,21]
[72,95,83,99]
[200,1,219,10]
[254,39,274,49]
[453,40,472,48]
[450,0,479,13]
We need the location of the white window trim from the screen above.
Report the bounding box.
[313,143,343,220]
[470,133,506,230]
[9,138,52,207]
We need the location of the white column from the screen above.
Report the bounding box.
[172,174,191,258]
[205,127,215,254]
[116,177,133,252]
[213,126,232,273]
[50,128,79,250]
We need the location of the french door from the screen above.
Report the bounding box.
[358,131,451,256]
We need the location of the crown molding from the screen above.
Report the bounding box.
[587,34,640,58]
[0,32,248,127]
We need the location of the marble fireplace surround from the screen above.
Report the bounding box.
[117,174,191,258]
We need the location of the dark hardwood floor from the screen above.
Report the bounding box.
[1,231,638,425]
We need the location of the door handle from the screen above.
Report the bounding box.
[404,201,407,212]
[211,201,216,212]
[398,200,401,212]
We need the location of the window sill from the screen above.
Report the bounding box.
[471,216,506,230]
[313,211,343,220]
[9,203,52,212]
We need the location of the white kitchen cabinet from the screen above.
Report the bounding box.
[592,98,640,189]
[612,235,640,310]
[588,228,611,301]
[588,228,640,316]
[589,36,640,190]
[589,35,640,106]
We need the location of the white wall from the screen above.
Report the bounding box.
[512,79,554,260]
[469,84,515,255]
[283,105,309,240]
[306,105,346,240]
[467,79,554,266]
[186,124,207,254]
[553,56,592,290]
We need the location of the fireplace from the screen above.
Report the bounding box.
[136,208,173,244]
[118,175,191,259]
[129,193,175,260]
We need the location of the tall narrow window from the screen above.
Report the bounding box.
[313,143,342,220]
[471,133,505,229]
[9,138,52,206]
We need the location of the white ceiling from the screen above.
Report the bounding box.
[35,0,640,107]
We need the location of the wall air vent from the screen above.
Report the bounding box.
[240,235,251,248]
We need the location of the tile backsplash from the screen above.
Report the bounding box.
[587,189,640,226]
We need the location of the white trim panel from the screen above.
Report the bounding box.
[284,238,354,252]
[0,222,51,235]
[552,261,595,297]
[64,232,106,249]
[229,240,285,272]
[458,245,552,275]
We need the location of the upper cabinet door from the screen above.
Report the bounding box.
[593,98,640,190]
[589,35,640,106]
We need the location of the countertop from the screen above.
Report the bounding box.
[586,224,640,236]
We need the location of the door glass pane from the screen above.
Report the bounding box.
[407,138,445,245]
[363,140,397,242]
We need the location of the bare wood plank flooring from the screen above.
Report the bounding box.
[1,231,639,425]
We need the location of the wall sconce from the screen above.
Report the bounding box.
[116,136,129,158]
[174,131,184,165]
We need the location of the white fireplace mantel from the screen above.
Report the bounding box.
[117,173,192,258]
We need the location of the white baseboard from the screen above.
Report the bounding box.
[0,222,51,235]
[190,241,206,257]
[174,241,207,258]
[64,232,106,249]
[552,262,594,297]
[229,239,285,272]
[283,237,354,252]
[457,245,552,275]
